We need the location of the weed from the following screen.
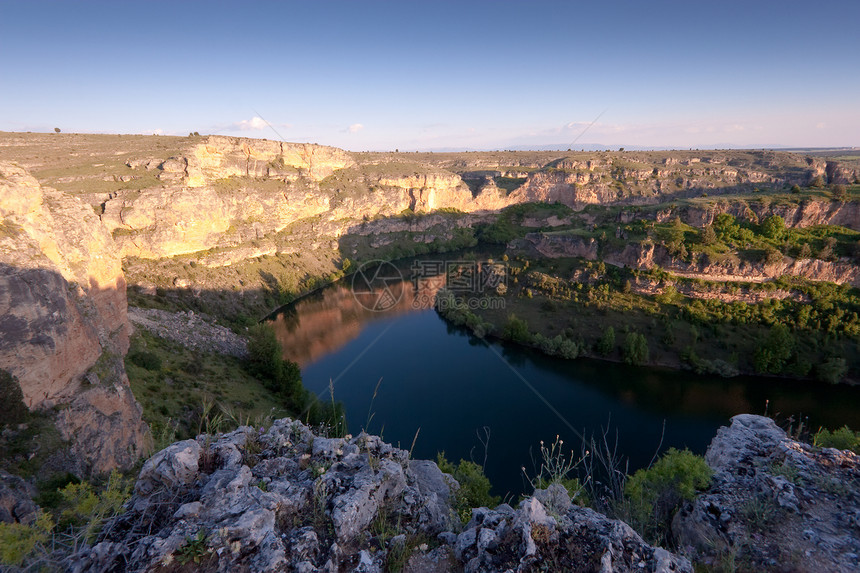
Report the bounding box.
[741,495,778,533]
[175,530,210,565]
[522,435,588,504]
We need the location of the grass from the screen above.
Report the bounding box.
[125,330,288,440]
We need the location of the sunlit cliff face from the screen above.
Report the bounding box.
[268,274,443,367]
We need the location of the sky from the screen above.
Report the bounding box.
[1,0,858,151]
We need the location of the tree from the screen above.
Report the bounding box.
[623,332,649,365]
[832,184,847,201]
[700,224,717,245]
[753,323,793,374]
[759,215,785,240]
[596,326,615,356]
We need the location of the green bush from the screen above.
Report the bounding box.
[596,326,615,356]
[623,448,712,544]
[437,454,500,523]
[622,332,649,365]
[246,324,303,403]
[816,356,847,384]
[128,350,162,371]
[759,215,786,240]
[502,314,532,344]
[753,323,793,374]
[813,426,860,453]
[0,512,53,566]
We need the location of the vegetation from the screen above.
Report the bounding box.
[812,425,860,454]
[0,470,131,569]
[437,453,500,524]
[621,448,712,545]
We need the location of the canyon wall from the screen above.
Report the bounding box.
[0,161,149,474]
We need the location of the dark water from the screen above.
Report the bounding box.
[269,270,860,497]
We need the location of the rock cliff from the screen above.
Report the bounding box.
[673,414,860,573]
[77,417,691,573]
[0,161,149,474]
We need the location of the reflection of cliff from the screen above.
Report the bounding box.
[269,276,442,366]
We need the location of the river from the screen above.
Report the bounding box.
[268,256,860,496]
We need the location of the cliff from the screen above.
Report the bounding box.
[70,414,860,573]
[76,417,692,573]
[0,161,150,475]
[674,415,860,572]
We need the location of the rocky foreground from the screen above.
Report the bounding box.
[68,414,859,573]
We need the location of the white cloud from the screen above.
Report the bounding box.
[347,123,364,134]
[235,116,269,131]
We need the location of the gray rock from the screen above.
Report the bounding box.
[673,414,860,573]
[0,470,37,524]
[79,417,692,573]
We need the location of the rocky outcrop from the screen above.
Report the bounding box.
[0,161,149,474]
[516,232,599,260]
[0,469,37,524]
[673,415,860,573]
[127,307,248,358]
[607,242,860,287]
[78,418,690,573]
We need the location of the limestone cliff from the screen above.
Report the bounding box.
[0,161,149,474]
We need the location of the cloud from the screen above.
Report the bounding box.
[235,116,269,131]
[347,123,364,134]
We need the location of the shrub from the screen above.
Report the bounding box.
[623,448,712,544]
[759,215,786,240]
[502,314,532,344]
[596,326,615,356]
[753,323,793,374]
[437,454,500,523]
[622,332,649,365]
[832,184,847,201]
[0,512,53,566]
[128,350,162,371]
[246,324,305,410]
[816,356,847,384]
[813,426,860,453]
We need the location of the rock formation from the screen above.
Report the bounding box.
[0,161,150,474]
[77,417,691,573]
[673,414,860,573]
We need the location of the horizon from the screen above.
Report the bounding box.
[2,1,858,150]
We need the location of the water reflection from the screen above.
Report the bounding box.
[269,275,440,367]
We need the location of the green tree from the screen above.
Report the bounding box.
[502,314,532,344]
[713,213,740,242]
[753,323,793,374]
[596,326,615,356]
[700,224,717,245]
[759,215,786,240]
[0,370,27,425]
[623,332,649,365]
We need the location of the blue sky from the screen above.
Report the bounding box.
[1,0,858,150]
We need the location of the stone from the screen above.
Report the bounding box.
[673,414,860,573]
[0,470,37,524]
